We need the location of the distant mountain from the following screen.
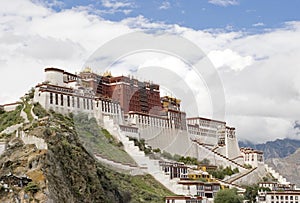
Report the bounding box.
[266,148,300,186]
[239,138,300,159]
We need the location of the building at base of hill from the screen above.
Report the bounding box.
[165,196,205,203]
[257,182,300,203]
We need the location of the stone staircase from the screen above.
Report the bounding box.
[195,140,247,170]
[216,179,246,192]
[193,140,261,185]
[116,127,187,195]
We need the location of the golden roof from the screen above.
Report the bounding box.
[103,70,112,77]
[83,67,92,73]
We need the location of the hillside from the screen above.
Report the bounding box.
[239,138,300,159]
[74,113,136,165]
[266,148,300,186]
[0,107,173,202]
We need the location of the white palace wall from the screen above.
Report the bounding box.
[225,135,241,160]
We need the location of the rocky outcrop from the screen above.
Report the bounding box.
[0,115,128,203]
[0,138,48,202]
[0,111,173,203]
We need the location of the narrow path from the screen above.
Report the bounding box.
[94,153,145,175]
[20,103,29,123]
[225,167,257,183]
[30,104,38,120]
[0,140,5,155]
[0,123,23,135]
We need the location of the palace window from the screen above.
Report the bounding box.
[83,99,86,109]
[55,94,58,105]
[67,96,70,107]
[50,93,53,104]
[72,97,75,107]
[61,94,64,106]
[87,99,89,110]
[77,97,80,108]
[91,100,93,110]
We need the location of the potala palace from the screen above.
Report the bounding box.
[33,67,263,169]
[1,67,296,203]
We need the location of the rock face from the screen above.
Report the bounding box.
[0,115,127,202]
[0,138,48,202]
[0,111,172,202]
[266,149,300,186]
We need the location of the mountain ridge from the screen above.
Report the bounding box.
[239,138,300,159]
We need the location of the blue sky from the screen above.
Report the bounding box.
[51,0,300,32]
[1,0,300,143]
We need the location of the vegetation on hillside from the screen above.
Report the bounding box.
[32,102,49,118]
[0,104,24,132]
[160,150,211,166]
[74,113,136,165]
[208,165,239,180]
[129,137,153,155]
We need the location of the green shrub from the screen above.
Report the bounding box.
[208,166,239,180]
[153,148,161,153]
[33,103,49,118]
[24,182,40,193]
[243,164,252,169]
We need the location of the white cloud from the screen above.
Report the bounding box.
[101,0,134,14]
[0,0,50,17]
[101,0,132,9]
[208,49,253,71]
[208,0,239,7]
[159,1,171,10]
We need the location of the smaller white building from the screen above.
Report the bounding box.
[240,147,264,167]
[1,102,22,112]
[257,191,300,203]
[257,182,299,203]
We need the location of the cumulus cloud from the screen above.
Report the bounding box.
[208,0,239,7]
[1,0,300,143]
[207,49,253,71]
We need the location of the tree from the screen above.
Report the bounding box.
[244,185,259,203]
[244,185,271,203]
[200,158,210,165]
[214,188,243,203]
